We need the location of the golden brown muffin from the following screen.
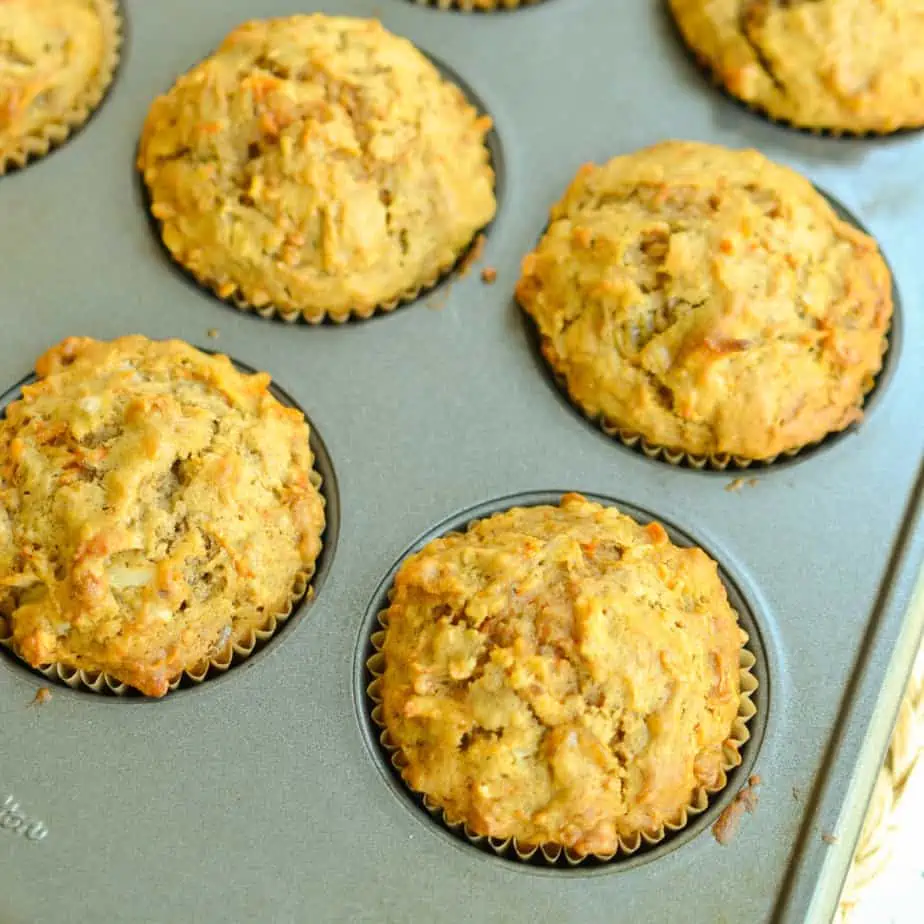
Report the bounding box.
[0,0,121,174]
[516,141,892,462]
[137,15,497,323]
[0,336,325,697]
[376,493,750,856]
[669,0,924,134]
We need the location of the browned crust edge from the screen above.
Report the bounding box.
[0,468,326,697]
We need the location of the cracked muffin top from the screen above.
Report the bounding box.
[379,493,746,855]
[516,141,892,461]
[0,0,120,172]
[0,336,325,696]
[137,15,496,322]
[669,0,924,133]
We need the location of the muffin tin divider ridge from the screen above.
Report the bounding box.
[0,1,922,923]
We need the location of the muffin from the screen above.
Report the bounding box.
[373,493,754,857]
[668,0,924,134]
[0,336,326,697]
[516,141,893,463]
[0,0,122,175]
[137,15,497,323]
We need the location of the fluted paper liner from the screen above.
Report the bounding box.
[0,0,123,176]
[174,235,487,326]
[414,0,546,11]
[366,598,758,864]
[535,323,890,472]
[0,470,325,697]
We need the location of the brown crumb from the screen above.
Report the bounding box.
[427,289,450,312]
[481,266,498,285]
[822,832,839,845]
[207,328,220,339]
[457,233,486,278]
[712,777,761,846]
[30,687,52,706]
[726,477,759,493]
[792,786,801,802]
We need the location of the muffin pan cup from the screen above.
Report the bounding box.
[1,1,923,922]
[0,0,124,176]
[0,364,337,698]
[519,189,896,472]
[365,574,759,863]
[137,48,501,325]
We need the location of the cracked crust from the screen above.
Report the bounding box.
[0,0,121,173]
[516,141,892,461]
[379,493,745,856]
[0,336,325,697]
[137,15,496,322]
[669,0,924,133]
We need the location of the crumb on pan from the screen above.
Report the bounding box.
[481,266,498,284]
[822,832,839,845]
[30,687,53,706]
[207,328,220,339]
[726,477,760,493]
[712,776,761,846]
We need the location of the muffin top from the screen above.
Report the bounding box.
[669,0,924,133]
[517,141,892,461]
[137,15,496,322]
[379,493,745,855]
[0,0,119,170]
[0,336,325,696]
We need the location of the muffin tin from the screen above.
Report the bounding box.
[1,1,922,922]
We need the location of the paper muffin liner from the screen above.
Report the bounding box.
[413,0,546,11]
[202,236,486,326]
[0,0,123,176]
[533,323,891,471]
[667,15,923,139]
[0,468,326,697]
[366,596,758,864]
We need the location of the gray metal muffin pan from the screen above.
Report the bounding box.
[0,0,922,922]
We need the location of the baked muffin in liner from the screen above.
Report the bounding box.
[0,0,123,175]
[517,142,894,470]
[365,496,758,863]
[0,337,327,697]
[137,15,497,324]
[666,0,924,138]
